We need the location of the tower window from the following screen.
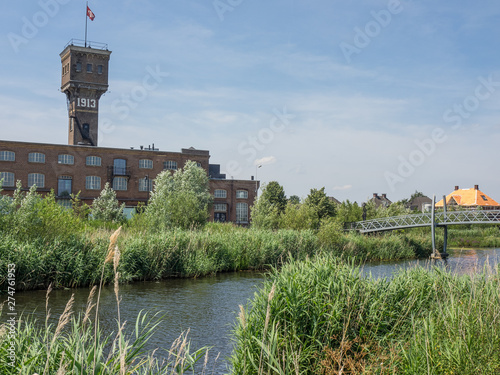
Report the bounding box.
[82,123,90,138]
[214,203,227,212]
[0,172,15,187]
[76,62,82,72]
[28,152,45,163]
[98,65,103,74]
[28,173,45,188]
[87,63,92,73]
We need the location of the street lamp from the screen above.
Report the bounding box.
[255,164,262,195]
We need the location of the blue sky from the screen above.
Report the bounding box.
[1,0,500,203]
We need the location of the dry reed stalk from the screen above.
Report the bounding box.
[55,352,67,375]
[45,283,53,324]
[93,226,122,375]
[83,285,97,325]
[43,294,74,375]
[259,282,277,374]
[238,304,246,329]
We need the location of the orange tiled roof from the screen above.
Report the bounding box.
[436,187,500,207]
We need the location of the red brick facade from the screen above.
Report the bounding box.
[0,140,258,224]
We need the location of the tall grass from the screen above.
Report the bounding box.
[230,256,500,374]
[0,228,211,374]
[0,226,433,292]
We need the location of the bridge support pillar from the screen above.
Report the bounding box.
[431,194,449,260]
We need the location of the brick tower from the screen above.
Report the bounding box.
[60,41,111,146]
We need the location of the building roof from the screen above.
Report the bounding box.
[370,193,392,208]
[435,185,500,208]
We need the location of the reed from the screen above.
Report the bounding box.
[0,229,211,374]
[0,226,434,292]
[229,256,500,374]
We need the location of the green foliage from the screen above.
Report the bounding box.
[145,160,212,230]
[260,181,287,213]
[250,182,287,230]
[0,182,82,242]
[288,194,300,204]
[304,187,336,227]
[279,201,318,230]
[335,199,363,225]
[317,217,344,248]
[90,182,126,223]
[230,257,500,374]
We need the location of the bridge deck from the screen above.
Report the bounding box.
[350,210,500,233]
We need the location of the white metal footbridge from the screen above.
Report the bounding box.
[350,210,500,233]
[349,195,500,259]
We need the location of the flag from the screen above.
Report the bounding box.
[87,6,95,21]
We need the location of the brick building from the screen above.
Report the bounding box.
[0,40,258,225]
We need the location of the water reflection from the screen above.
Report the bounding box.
[362,248,500,280]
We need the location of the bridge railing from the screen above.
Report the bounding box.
[350,209,500,233]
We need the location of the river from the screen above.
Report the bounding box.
[6,247,500,373]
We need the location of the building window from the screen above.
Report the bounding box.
[196,162,202,167]
[113,177,128,191]
[481,195,488,201]
[0,151,15,161]
[236,203,248,223]
[214,203,227,212]
[86,156,102,166]
[87,63,92,73]
[58,154,74,165]
[76,62,82,72]
[214,189,227,198]
[0,172,15,187]
[139,177,153,192]
[236,190,248,199]
[28,152,45,163]
[58,176,72,196]
[164,161,177,170]
[28,173,45,188]
[58,199,73,209]
[98,65,103,74]
[86,176,101,190]
[139,159,153,169]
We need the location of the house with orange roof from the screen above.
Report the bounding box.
[435,185,500,210]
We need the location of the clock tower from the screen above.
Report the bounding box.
[60,41,111,146]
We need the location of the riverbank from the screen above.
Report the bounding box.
[1,225,436,292]
[230,255,500,374]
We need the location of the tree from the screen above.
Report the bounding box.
[279,201,318,230]
[250,181,287,229]
[335,200,363,225]
[90,182,126,222]
[260,181,287,213]
[305,187,336,227]
[145,160,212,229]
[288,195,300,205]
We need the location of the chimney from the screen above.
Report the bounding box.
[474,184,479,190]
[251,176,254,181]
[382,194,387,199]
[373,193,378,198]
[454,185,459,191]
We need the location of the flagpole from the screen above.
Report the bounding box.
[85,1,88,47]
